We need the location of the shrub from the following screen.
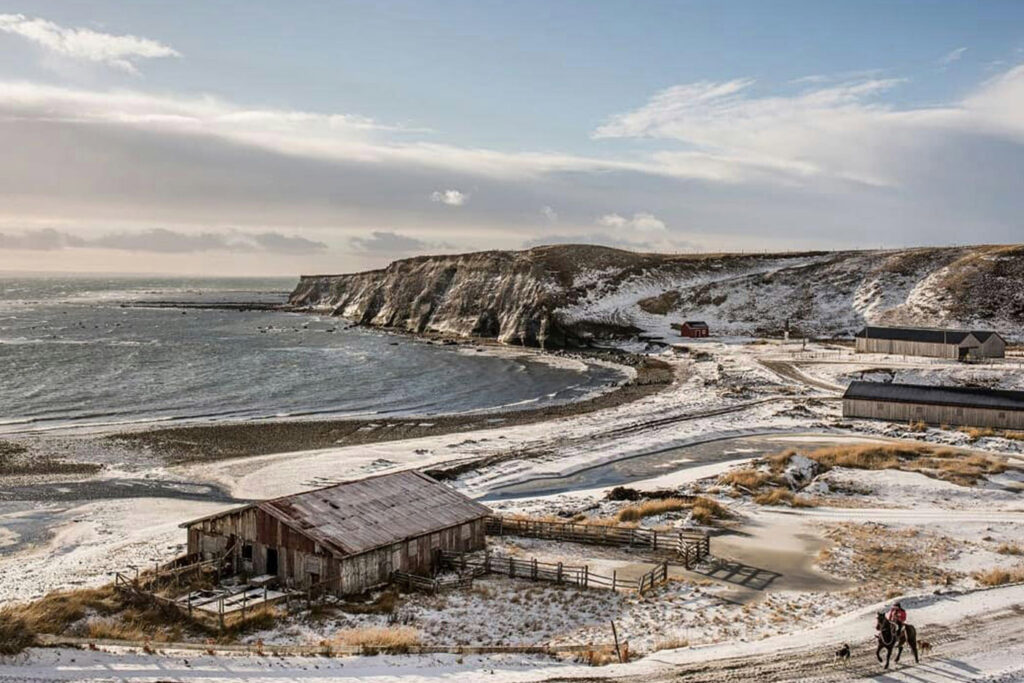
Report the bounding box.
[997,544,1024,556]
[962,427,995,442]
[332,626,421,653]
[908,421,928,433]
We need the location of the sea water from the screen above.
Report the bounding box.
[0,275,626,434]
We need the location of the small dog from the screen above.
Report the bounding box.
[919,640,933,655]
[834,643,851,664]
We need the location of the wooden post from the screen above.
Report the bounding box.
[484,550,491,575]
[584,565,589,588]
[218,598,225,631]
[653,530,658,551]
[612,570,617,591]
[611,620,623,663]
[557,562,563,584]
[532,558,538,581]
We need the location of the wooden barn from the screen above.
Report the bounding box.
[854,326,1005,360]
[843,381,1024,429]
[181,470,491,595]
[678,321,710,338]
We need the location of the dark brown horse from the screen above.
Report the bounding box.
[875,611,919,669]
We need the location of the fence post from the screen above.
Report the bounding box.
[484,550,491,575]
[532,558,538,581]
[612,570,617,591]
[584,565,589,588]
[653,530,658,551]
[557,562,563,584]
[509,557,515,579]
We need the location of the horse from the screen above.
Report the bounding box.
[875,611,919,669]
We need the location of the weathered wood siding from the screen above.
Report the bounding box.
[186,511,486,594]
[855,337,961,359]
[976,336,1006,359]
[843,398,1024,429]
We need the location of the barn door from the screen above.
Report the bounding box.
[266,547,279,575]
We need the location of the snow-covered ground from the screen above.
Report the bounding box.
[3,338,1023,681]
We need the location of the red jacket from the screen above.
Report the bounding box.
[888,607,907,624]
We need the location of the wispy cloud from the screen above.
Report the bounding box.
[540,206,558,223]
[0,228,326,253]
[349,231,452,255]
[598,212,666,232]
[940,47,968,66]
[430,189,468,206]
[0,14,179,74]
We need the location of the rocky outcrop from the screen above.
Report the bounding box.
[289,244,1024,346]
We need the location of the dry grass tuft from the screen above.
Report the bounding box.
[616,498,688,522]
[997,544,1024,556]
[719,468,771,491]
[333,626,421,652]
[0,609,36,655]
[690,496,731,524]
[768,443,1009,487]
[908,420,928,433]
[752,489,816,507]
[961,427,995,442]
[651,636,689,652]
[974,566,1024,586]
[7,587,120,635]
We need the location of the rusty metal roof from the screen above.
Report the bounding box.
[253,470,490,557]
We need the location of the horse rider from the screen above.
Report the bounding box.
[887,602,907,636]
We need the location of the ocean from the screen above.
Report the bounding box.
[0,275,627,434]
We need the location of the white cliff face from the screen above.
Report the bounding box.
[289,244,1024,346]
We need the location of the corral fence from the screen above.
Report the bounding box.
[437,549,668,596]
[392,570,475,594]
[485,515,711,569]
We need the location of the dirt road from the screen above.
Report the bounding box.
[606,605,1024,682]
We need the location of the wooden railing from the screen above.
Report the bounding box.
[485,516,711,568]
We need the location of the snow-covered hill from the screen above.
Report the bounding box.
[289,244,1024,345]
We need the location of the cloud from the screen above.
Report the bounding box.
[0,228,326,253]
[598,212,666,232]
[349,231,453,255]
[940,47,968,66]
[430,189,468,206]
[593,67,1024,188]
[540,206,558,223]
[0,14,179,74]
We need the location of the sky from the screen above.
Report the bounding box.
[0,1,1022,276]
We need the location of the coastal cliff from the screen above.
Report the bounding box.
[289,244,1024,346]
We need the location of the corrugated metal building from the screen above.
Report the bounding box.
[843,380,1024,429]
[854,326,1005,360]
[181,470,491,594]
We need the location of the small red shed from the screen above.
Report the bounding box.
[679,321,710,338]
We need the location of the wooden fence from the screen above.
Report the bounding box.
[392,570,475,594]
[438,549,668,595]
[486,516,711,569]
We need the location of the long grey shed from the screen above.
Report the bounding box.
[854,326,1005,360]
[182,470,491,595]
[842,380,1024,429]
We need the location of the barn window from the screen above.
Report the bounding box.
[242,544,253,561]
[916,406,924,414]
